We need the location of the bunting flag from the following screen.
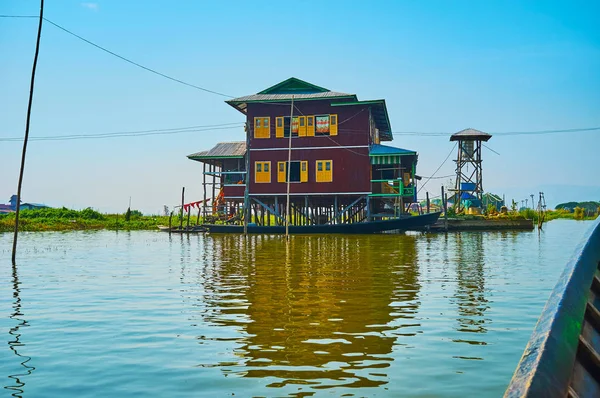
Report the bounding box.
[183,204,189,212]
[190,202,196,209]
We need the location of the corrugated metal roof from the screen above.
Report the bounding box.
[188,141,246,160]
[450,128,492,142]
[226,92,356,113]
[370,144,416,156]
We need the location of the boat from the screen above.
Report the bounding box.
[157,225,207,233]
[504,218,600,398]
[203,211,441,234]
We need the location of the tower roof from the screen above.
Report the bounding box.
[450,128,492,142]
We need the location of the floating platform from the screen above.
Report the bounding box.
[425,218,534,232]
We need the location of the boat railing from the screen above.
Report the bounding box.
[504,218,600,397]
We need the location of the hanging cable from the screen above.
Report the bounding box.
[417,143,457,194]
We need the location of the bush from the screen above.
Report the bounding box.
[574,207,585,220]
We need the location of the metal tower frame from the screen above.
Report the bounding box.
[450,128,492,212]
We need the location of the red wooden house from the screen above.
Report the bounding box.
[188,78,419,225]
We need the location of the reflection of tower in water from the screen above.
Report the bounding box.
[5,264,35,397]
[453,233,489,340]
[191,234,420,391]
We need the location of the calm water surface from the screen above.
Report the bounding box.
[0,220,595,397]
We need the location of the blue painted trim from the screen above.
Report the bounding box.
[505,218,600,397]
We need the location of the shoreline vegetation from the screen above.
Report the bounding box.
[0,207,170,232]
[0,205,597,233]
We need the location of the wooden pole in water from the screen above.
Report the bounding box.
[179,187,185,231]
[168,211,173,234]
[12,0,44,266]
[186,206,191,232]
[285,96,294,240]
[243,121,251,235]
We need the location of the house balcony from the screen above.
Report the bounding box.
[369,180,415,197]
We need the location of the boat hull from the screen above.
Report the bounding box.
[203,212,441,234]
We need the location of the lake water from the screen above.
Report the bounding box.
[0,220,595,397]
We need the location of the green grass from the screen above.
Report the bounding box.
[446,208,597,222]
[0,207,173,232]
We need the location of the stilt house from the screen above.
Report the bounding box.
[188,78,419,225]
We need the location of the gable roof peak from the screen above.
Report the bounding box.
[258,77,330,95]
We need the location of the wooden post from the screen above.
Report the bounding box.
[243,122,251,235]
[426,192,430,214]
[443,191,448,231]
[285,96,294,239]
[11,0,44,265]
[186,206,191,232]
[179,187,185,231]
[196,205,201,225]
[168,211,173,234]
[202,162,207,222]
[211,164,216,215]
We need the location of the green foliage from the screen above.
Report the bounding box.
[125,207,131,222]
[0,206,169,232]
[573,207,585,220]
[555,201,600,212]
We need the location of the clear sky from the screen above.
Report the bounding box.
[1,0,599,213]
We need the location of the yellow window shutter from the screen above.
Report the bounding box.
[307,116,315,136]
[329,114,338,136]
[326,160,333,182]
[254,118,261,138]
[300,161,308,182]
[264,162,271,183]
[263,117,270,138]
[277,162,286,183]
[298,116,306,136]
[276,117,284,138]
[254,161,260,183]
[316,161,322,182]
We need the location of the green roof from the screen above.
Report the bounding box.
[257,77,329,95]
[226,77,355,113]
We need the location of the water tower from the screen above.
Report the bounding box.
[450,128,492,212]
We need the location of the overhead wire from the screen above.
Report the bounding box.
[6,16,600,142]
[293,104,370,157]
[42,18,234,98]
[417,143,457,194]
[0,124,244,142]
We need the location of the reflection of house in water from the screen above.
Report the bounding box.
[452,233,489,341]
[190,234,420,391]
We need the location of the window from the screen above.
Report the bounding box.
[283,116,299,138]
[315,114,338,136]
[316,160,333,182]
[299,116,306,136]
[253,117,270,139]
[255,161,271,183]
[330,114,338,135]
[277,161,308,183]
[276,117,284,138]
[307,116,315,136]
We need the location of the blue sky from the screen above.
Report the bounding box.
[1,0,599,213]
